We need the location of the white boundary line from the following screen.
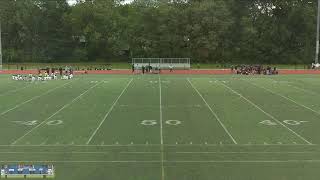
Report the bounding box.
[247,80,320,116]
[1,160,320,163]
[86,78,133,144]
[219,81,313,145]
[187,78,238,144]
[11,82,102,145]
[0,143,316,147]
[158,75,165,180]
[120,152,160,154]
[0,151,317,154]
[0,81,72,116]
[0,151,110,154]
[175,151,317,154]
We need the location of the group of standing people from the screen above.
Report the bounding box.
[131,64,174,74]
[232,65,278,75]
[132,64,160,74]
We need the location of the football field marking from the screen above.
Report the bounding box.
[11,81,102,145]
[187,78,237,144]
[0,143,314,147]
[0,84,31,97]
[0,151,316,154]
[0,81,72,116]
[159,75,165,180]
[86,78,133,144]
[247,80,320,116]
[266,77,319,96]
[1,160,320,163]
[219,81,313,145]
[288,84,318,96]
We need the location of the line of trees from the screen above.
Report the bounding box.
[0,0,318,64]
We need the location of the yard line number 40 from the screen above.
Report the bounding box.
[141,120,182,126]
[260,120,308,126]
[12,120,63,126]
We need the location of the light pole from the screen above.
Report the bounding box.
[315,0,320,64]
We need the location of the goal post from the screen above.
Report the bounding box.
[132,58,191,70]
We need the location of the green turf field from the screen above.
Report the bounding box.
[1,74,320,180]
[2,62,310,70]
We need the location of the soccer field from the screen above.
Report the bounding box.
[1,74,320,179]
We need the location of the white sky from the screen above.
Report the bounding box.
[68,0,134,5]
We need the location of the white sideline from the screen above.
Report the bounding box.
[11,81,102,145]
[247,80,320,116]
[187,78,238,144]
[0,143,315,147]
[0,81,72,116]
[86,79,133,144]
[175,151,317,154]
[219,81,313,145]
[0,151,316,154]
[1,160,320,163]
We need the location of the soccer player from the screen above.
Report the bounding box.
[132,64,135,73]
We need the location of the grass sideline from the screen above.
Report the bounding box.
[1,62,311,70]
[0,74,320,179]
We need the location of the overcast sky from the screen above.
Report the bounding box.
[68,0,134,5]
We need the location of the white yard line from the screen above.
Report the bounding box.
[0,152,109,154]
[175,151,317,154]
[119,152,160,154]
[247,80,320,116]
[219,81,313,145]
[1,160,320,163]
[159,75,165,180]
[11,82,102,145]
[0,151,316,154]
[86,79,133,144]
[187,78,238,144]
[0,81,72,116]
[0,143,316,147]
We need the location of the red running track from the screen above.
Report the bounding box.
[1,69,320,75]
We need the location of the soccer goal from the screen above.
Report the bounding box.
[132,58,191,70]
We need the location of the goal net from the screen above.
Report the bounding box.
[132,58,190,70]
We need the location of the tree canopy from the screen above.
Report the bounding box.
[0,0,318,64]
